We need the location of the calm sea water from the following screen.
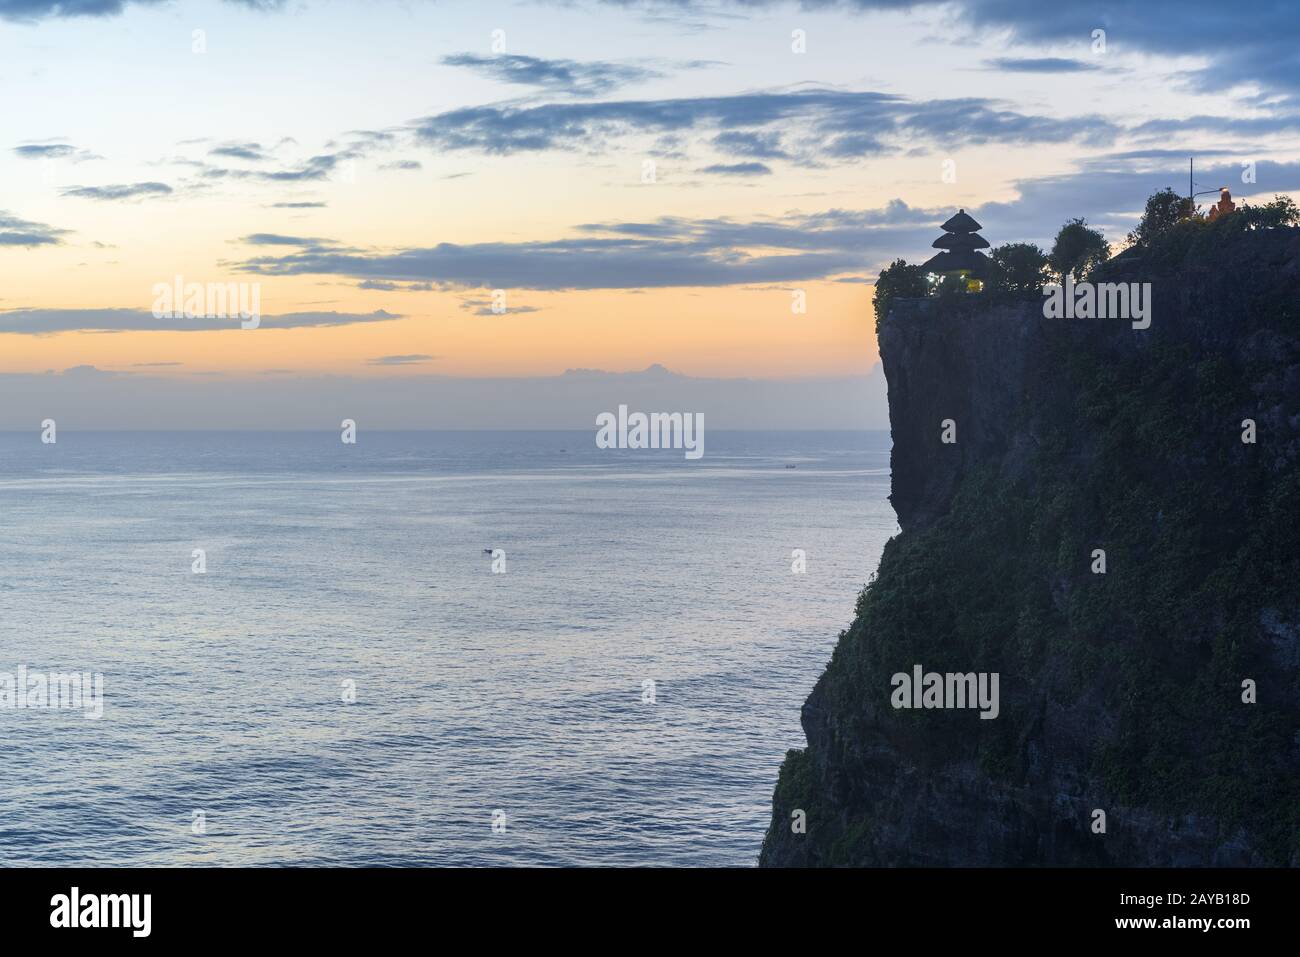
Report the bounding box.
[0,430,894,866]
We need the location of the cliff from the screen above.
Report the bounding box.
[761,226,1300,866]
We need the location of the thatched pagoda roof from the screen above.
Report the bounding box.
[920,249,990,277]
[932,232,990,251]
[940,209,982,233]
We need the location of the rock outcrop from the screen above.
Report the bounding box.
[761,227,1300,866]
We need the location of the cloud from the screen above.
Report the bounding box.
[232,235,866,290]
[0,0,142,21]
[60,182,172,202]
[698,162,771,176]
[983,57,1100,73]
[457,297,542,315]
[710,130,791,159]
[408,88,1117,161]
[230,200,944,290]
[238,233,338,247]
[268,201,327,209]
[8,0,1299,102]
[0,0,278,22]
[368,354,438,365]
[0,211,67,247]
[209,142,271,161]
[13,141,101,161]
[202,152,344,183]
[937,0,1300,96]
[1128,114,1300,140]
[379,160,422,171]
[230,151,1300,293]
[0,307,403,334]
[441,52,661,96]
[358,279,433,291]
[177,137,378,186]
[654,0,1300,97]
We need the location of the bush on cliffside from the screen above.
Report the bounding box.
[872,258,927,330]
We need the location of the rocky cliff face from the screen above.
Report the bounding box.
[761,227,1300,866]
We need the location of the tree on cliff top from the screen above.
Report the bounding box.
[1227,194,1300,231]
[1049,218,1110,282]
[1114,194,1300,271]
[988,242,1049,297]
[1126,188,1197,248]
[873,258,927,327]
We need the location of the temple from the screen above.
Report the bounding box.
[921,209,990,291]
[1207,187,1237,222]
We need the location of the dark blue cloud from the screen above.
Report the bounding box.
[1130,114,1300,139]
[575,1,1298,99]
[0,0,275,21]
[60,182,172,201]
[233,237,868,290]
[230,200,944,290]
[698,162,771,176]
[0,211,67,247]
[11,0,1298,103]
[187,134,389,185]
[228,156,1300,292]
[947,0,1300,96]
[710,130,791,159]
[410,88,1117,160]
[13,141,101,161]
[238,233,338,247]
[983,57,1100,73]
[203,152,342,183]
[209,142,271,161]
[441,53,661,96]
[663,1,1300,97]
[0,0,142,20]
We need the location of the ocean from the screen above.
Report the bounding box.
[0,430,895,866]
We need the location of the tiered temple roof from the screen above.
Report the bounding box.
[921,209,990,278]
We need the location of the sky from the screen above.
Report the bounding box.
[1,0,1297,427]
